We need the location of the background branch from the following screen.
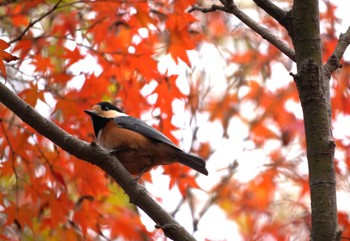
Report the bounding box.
[0,82,195,241]
[190,2,295,61]
[324,26,350,80]
[252,0,292,32]
[9,0,63,44]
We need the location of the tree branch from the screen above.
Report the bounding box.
[188,4,226,13]
[189,2,295,61]
[0,82,196,241]
[324,26,350,81]
[252,0,292,32]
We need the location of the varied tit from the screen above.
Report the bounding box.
[84,102,208,176]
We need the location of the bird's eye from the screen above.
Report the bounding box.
[101,105,109,111]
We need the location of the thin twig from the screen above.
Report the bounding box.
[9,0,63,44]
[195,160,238,225]
[189,3,295,61]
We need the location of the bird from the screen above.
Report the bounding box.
[84,102,208,176]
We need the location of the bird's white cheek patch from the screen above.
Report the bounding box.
[100,110,127,118]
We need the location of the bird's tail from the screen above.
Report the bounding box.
[175,150,208,175]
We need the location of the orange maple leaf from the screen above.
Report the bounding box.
[0,39,19,78]
[166,13,199,66]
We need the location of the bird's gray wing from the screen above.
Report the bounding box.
[114,116,208,175]
[113,116,179,149]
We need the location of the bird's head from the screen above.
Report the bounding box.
[84,102,126,137]
[84,102,126,119]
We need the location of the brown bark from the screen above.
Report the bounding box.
[291,1,337,240]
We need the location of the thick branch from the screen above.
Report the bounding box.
[189,2,295,61]
[324,26,350,81]
[0,82,195,241]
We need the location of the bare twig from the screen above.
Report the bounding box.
[9,0,64,44]
[195,161,238,226]
[324,26,350,80]
[189,2,295,61]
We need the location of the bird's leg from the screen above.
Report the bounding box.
[133,164,150,182]
[128,165,148,185]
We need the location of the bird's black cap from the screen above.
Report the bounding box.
[97,102,123,112]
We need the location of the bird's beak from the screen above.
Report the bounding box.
[84,109,98,116]
[85,105,102,116]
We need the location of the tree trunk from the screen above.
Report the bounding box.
[291,0,338,240]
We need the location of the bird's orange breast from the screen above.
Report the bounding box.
[97,120,176,174]
[98,120,152,150]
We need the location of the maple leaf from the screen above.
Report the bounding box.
[8,4,30,27]
[19,82,45,107]
[62,47,83,68]
[32,55,54,73]
[0,39,19,78]
[166,13,200,65]
[72,197,100,235]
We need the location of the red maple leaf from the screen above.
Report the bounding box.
[0,39,19,78]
